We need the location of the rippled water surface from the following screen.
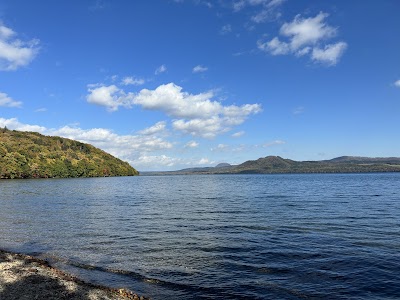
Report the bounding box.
[1,174,400,299]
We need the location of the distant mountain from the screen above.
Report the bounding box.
[0,128,139,179]
[215,163,231,168]
[326,156,400,164]
[143,155,400,175]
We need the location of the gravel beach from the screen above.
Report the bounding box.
[0,249,148,300]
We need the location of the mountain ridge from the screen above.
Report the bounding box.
[143,155,400,175]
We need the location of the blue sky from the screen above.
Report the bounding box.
[0,0,399,171]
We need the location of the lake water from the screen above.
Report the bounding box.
[1,174,399,299]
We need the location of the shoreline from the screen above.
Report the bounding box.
[0,249,148,300]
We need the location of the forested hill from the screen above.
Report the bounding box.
[0,128,138,179]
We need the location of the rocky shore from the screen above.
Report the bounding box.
[0,249,148,300]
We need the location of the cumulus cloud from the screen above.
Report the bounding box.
[192,65,208,73]
[86,84,134,111]
[258,12,347,66]
[0,92,22,107]
[86,82,262,138]
[155,64,167,75]
[0,23,40,71]
[393,79,400,88]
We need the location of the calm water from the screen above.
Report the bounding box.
[0,174,399,299]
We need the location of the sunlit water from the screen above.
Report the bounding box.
[1,174,399,299]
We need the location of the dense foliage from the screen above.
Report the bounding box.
[0,128,139,179]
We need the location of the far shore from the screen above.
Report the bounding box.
[0,249,148,300]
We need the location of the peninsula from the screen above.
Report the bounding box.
[0,128,138,179]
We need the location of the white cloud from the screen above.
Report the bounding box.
[185,140,199,148]
[395,80,400,88]
[130,155,181,169]
[0,117,46,132]
[34,108,47,113]
[232,130,245,137]
[133,83,218,119]
[258,12,347,66]
[138,121,167,135]
[155,64,167,75]
[0,23,40,71]
[192,65,208,73]
[258,37,289,55]
[121,76,145,86]
[211,143,229,151]
[198,158,211,165]
[86,82,261,138]
[173,118,227,139]
[86,84,134,111]
[0,92,22,108]
[280,12,336,50]
[311,42,347,66]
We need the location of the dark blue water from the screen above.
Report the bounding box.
[1,174,399,299]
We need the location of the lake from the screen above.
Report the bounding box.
[1,173,399,299]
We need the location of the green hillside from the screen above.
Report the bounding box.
[0,128,139,179]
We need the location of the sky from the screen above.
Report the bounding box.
[0,0,399,171]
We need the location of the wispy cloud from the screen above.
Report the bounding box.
[138,121,167,135]
[192,65,208,73]
[0,92,22,108]
[232,130,245,137]
[34,108,47,113]
[257,12,347,66]
[220,24,232,35]
[155,64,167,75]
[0,23,40,71]
[263,140,285,147]
[394,79,400,88]
[292,106,304,115]
[233,0,285,23]
[121,76,145,86]
[211,143,229,151]
[185,140,199,148]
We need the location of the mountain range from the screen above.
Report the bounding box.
[143,156,400,175]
